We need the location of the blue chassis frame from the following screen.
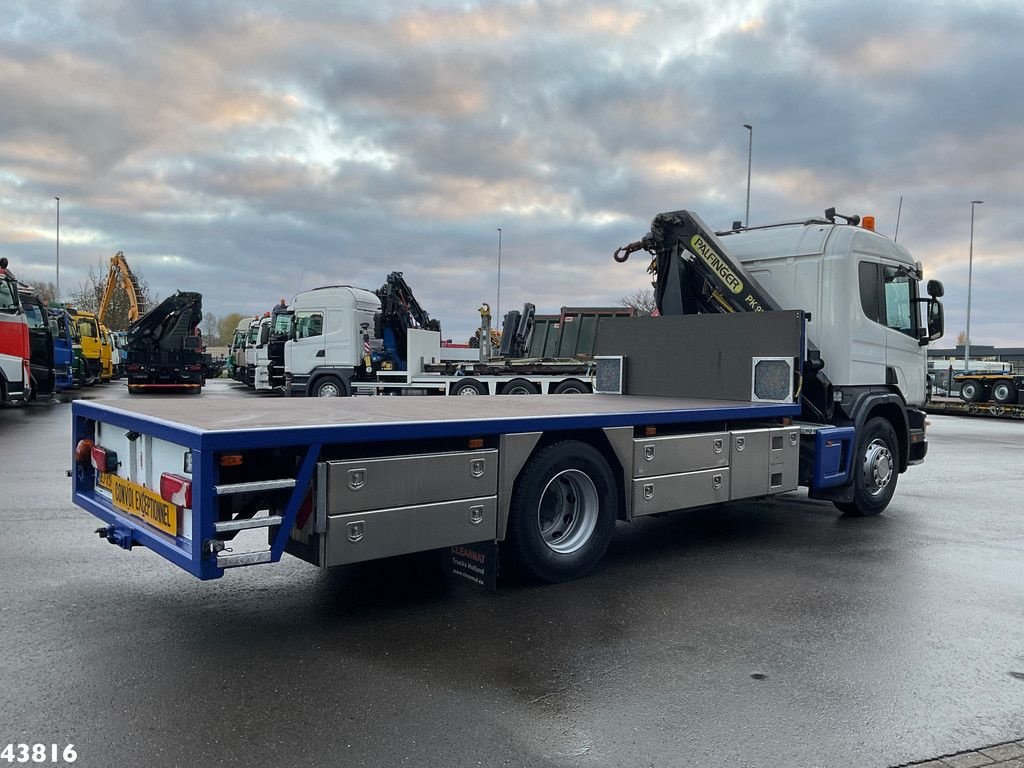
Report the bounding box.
[72,396,803,581]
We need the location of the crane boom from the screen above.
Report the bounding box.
[613,210,780,316]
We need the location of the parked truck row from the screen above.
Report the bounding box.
[226,271,635,398]
[1,257,133,406]
[74,205,946,586]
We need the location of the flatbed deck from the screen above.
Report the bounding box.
[73,394,800,450]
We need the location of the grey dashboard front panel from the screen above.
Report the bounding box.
[633,432,729,477]
[325,496,497,566]
[325,450,498,514]
[631,467,730,517]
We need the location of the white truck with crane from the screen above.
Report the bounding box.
[281,272,618,397]
[72,206,944,585]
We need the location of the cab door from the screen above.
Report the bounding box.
[880,265,926,405]
[285,310,326,386]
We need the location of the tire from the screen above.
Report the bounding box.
[451,378,487,396]
[959,379,981,403]
[992,380,1016,405]
[834,416,900,517]
[505,440,618,583]
[312,375,347,397]
[553,378,591,395]
[501,378,540,395]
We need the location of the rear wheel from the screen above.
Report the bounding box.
[312,376,347,397]
[553,378,590,395]
[834,417,899,517]
[959,379,981,403]
[506,441,618,582]
[992,380,1016,404]
[501,378,540,395]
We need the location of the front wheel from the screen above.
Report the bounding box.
[834,417,900,517]
[312,376,347,397]
[505,441,618,582]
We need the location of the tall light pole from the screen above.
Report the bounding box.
[743,124,753,227]
[964,200,983,372]
[496,227,502,331]
[55,196,60,301]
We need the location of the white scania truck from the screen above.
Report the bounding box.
[72,207,944,585]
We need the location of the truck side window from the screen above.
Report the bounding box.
[0,280,17,312]
[24,304,46,329]
[883,267,917,337]
[296,312,323,339]
[858,262,881,322]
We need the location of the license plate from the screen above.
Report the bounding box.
[97,472,178,536]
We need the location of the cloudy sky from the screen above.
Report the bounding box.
[1,0,1021,346]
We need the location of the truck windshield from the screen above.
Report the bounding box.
[78,318,97,337]
[272,312,293,338]
[0,279,18,313]
[247,325,260,344]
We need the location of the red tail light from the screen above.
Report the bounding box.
[90,446,118,472]
[126,363,142,372]
[160,473,192,508]
[75,439,95,463]
[186,364,203,372]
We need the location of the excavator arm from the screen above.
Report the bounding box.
[97,251,146,326]
[613,210,780,316]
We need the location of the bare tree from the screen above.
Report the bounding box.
[20,278,58,305]
[617,288,657,316]
[956,330,967,346]
[68,260,156,331]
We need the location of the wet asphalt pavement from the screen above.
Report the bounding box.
[1,381,1023,768]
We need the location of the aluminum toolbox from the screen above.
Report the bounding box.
[325,497,497,566]
[632,432,729,477]
[631,467,730,517]
[325,449,498,514]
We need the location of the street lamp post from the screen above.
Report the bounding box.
[964,200,983,373]
[743,124,753,227]
[55,196,60,301]
[496,227,502,332]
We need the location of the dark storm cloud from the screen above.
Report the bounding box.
[1,0,1021,344]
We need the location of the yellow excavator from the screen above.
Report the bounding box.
[97,251,146,327]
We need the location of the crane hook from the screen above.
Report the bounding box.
[613,240,645,263]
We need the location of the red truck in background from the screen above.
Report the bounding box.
[0,257,32,405]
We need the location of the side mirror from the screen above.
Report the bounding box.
[927,279,944,298]
[923,299,944,344]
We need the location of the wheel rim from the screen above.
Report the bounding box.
[536,469,599,554]
[962,383,977,399]
[860,438,894,497]
[994,383,1009,401]
[506,384,533,395]
[317,381,341,397]
[456,385,480,396]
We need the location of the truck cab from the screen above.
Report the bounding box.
[722,218,943,412]
[49,307,78,390]
[0,261,31,403]
[69,309,103,385]
[284,285,379,397]
[251,314,272,390]
[16,287,56,398]
[99,323,113,382]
